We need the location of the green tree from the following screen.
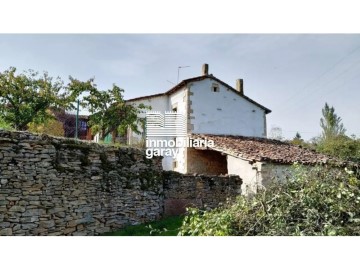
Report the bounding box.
[315,103,360,161]
[291,132,304,146]
[0,67,80,130]
[320,102,346,140]
[317,135,360,162]
[77,79,148,143]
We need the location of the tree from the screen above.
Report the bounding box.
[78,80,148,143]
[0,67,80,130]
[316,135,360,162]
[315,103,360,161]
[269,125,283,140]
[290,132,304,146]
[320,102,346,140]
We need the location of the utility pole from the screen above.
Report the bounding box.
[75,99,80,139]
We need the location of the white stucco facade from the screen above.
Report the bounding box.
[126,88,189,172]
[227,155,295,194]
[125,73,271,185]
[227,155,259,194]
[127,95,169,145]
[189,79,267,137]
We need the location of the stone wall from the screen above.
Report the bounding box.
[0,130,164,236]
[163,171,242,216]
[0,130,242,236]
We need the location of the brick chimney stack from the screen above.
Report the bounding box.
[202,63,209,75]
[236,79,244,95]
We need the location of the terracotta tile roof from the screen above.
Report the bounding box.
[126,75,271,114]
[191,134,355,167]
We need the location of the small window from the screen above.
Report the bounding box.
[173,160,178,169]
[212,83,220,92]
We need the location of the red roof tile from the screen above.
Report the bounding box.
[191,134,354,167]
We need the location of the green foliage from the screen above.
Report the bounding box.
[179,165,360,236]
[290,132,305,146]
[27,115,65,137]
[0,66,148,141]
[0,116,13,130]
[313,103,360,161]
[316,135,360,162]
[0,67,81,130]
[320,102,346,140]
[102,216,184,236]
[179,207,235,236]
[77,81,149,142]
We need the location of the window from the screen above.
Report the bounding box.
[212,83,220,92]
[173,160,178,169]
[80,120,87,131]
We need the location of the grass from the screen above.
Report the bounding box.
[102,215,184,236]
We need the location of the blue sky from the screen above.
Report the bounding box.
[1,34,360,140]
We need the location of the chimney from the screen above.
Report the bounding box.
[202,63,209,75]
[236,79,244,95]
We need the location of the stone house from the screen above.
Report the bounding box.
[126,64,344,193]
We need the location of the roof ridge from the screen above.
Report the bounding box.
[126,74,271,113]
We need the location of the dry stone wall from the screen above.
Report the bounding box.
[0,130,242,236]
[0,130,164,236]
[163,171,242,216]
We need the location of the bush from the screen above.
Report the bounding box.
[179,164,360,236]
[27,118,65,137]
[0,116,13,130]
[316,135,360,162]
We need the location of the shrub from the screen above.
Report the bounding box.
[179,164,360,236]
[0,116,13,130]
[27,118,65,137]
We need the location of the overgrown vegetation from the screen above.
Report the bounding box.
[287,103,360,162]
[0,67,147,140]
[314,102,360,162]
[179,164,360,236]
[103,216,184,236]
[0,116,12,130]
[28,116,65,137]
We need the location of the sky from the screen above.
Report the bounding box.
[1,34,360,140]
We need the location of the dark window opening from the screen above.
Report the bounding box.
[212,84,220,92]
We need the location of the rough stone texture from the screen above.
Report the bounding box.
[0,130,242,236]
[0,130,163,236]
[163,171,242,216]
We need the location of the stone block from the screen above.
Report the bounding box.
[0,228,13,236]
